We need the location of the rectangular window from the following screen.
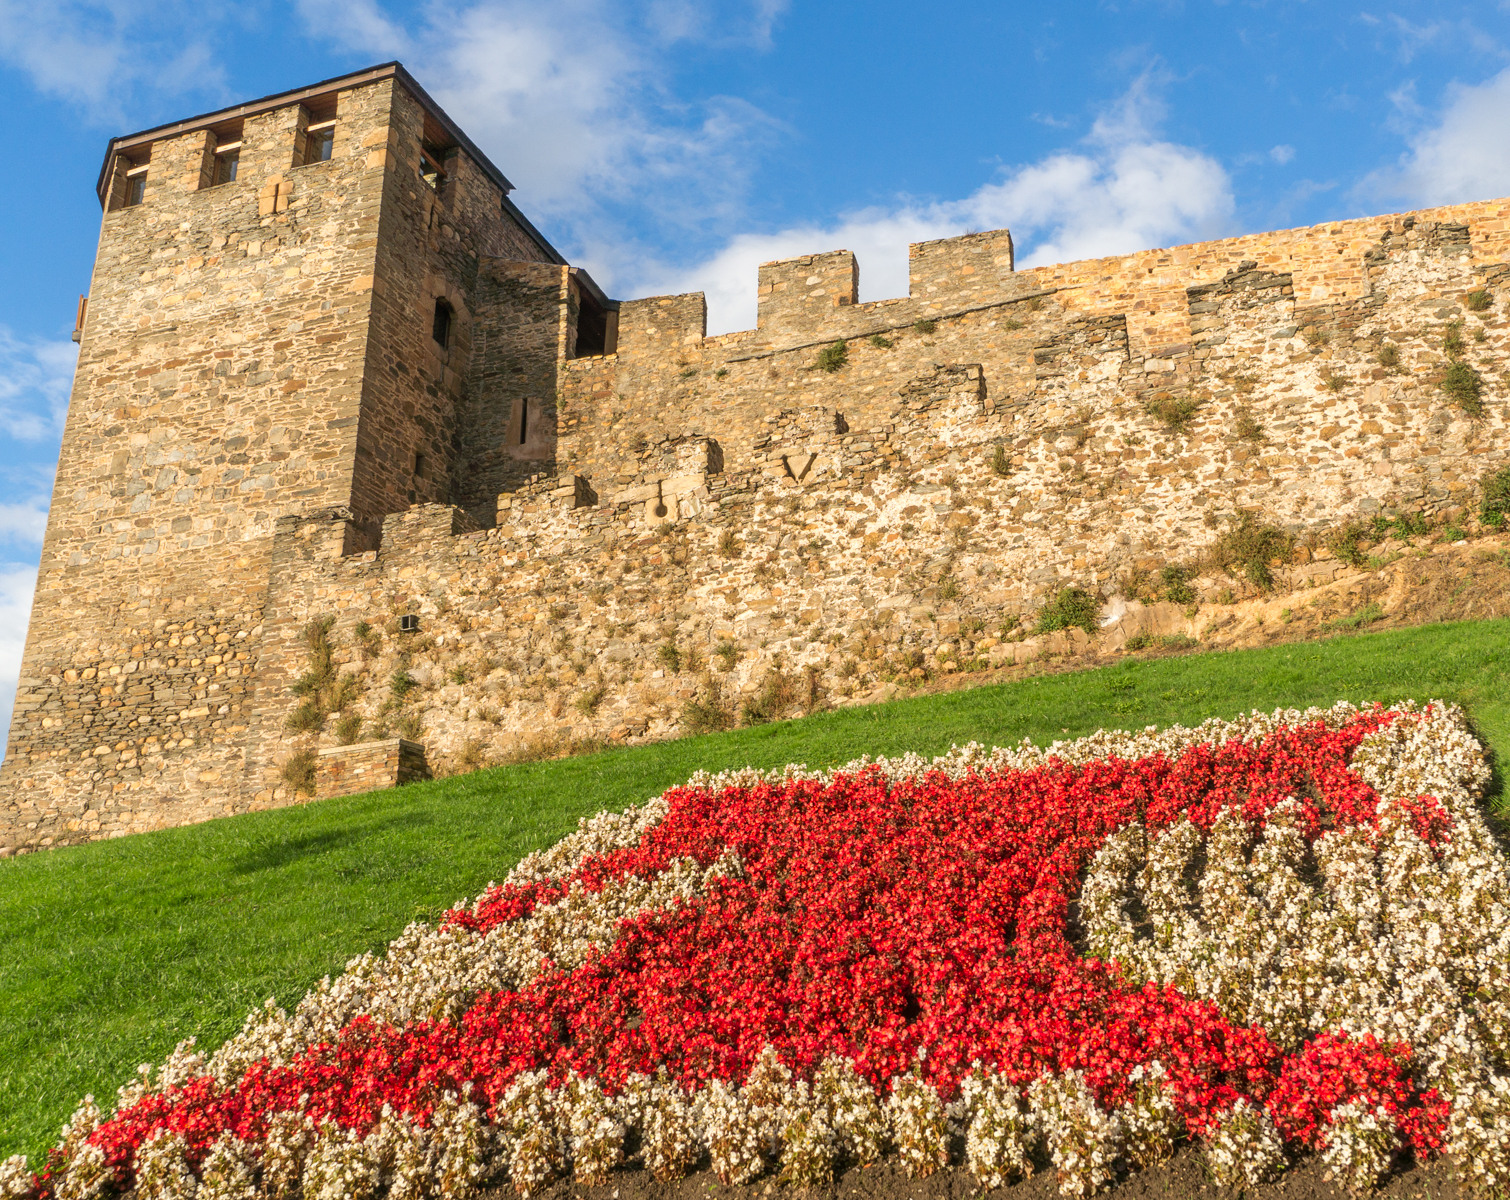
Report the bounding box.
[419,148,446,191]
[124,165,148,207]
[212,145,240,186]
[305,121,336,163]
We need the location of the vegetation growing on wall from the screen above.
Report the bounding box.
[1035,587,1100,635]
[815,341,849,372]
[1483,465,1510,528]
[1207,513,1294,590]
[284,617,359,734]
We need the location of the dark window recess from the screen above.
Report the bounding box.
[306,125,335,163]
[432,300,452,348]
[413,452,425,478]
[399,614,420,633]
[575,292,609,357]
[419,147,446,191]
[124,173,147,207]
[519,400,529,444]
[213,150,239,186]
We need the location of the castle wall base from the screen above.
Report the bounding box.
[317,738,430,798]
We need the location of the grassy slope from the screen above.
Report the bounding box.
[2,617,1507,1160]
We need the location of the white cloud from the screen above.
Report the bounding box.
[1270,144,1296,165]
[0,563,37,755]
[649,77,1235,335]
[295,0,784,223]
[0,502,49,548]
[0,0,224,118]
[646,0,788,48]
[0,328,77,442]
[1368,67,1510,206]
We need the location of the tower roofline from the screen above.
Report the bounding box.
[94,61,567,266]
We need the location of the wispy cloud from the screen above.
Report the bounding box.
[0,563,37,753]
[0,501,49,548]
[1360,13,1507,66]
[0,0,225,119]
[649,76,1235,334]
[645,0,788,48]
[293,0,786,234]
[1364,66,1510,206]
[0,327,77,443]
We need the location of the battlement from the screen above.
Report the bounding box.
[4,59,1509,853]
[587,202,1510,369]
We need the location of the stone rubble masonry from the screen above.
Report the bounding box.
[317,738,430,799]
[2,62,1508,854]
[0,64,560,852]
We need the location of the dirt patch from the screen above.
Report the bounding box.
[1176,535,1510,651]
[505,1141,1461,1200]
[845,532,1510,709]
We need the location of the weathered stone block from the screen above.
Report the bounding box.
[317,738,430,798]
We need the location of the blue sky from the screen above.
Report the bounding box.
[2,0,1510,739]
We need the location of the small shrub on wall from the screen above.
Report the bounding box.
[742,669,800,724]
[284,616,360,734]
[682,687,734,734]
[389,670,417,699]
[1144,393,1201,432]
[1441,361,1486,417]
[1208,513,1294,590]
[815,341,849,372]
[1233,410,1265,443]
[1160,565,1196,605]
[1482,465,1510,528]
[278,749,317,796]
[1035,587,1100,635]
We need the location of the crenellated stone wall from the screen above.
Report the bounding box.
[236,204,1509,799]
[3,60,1508,853]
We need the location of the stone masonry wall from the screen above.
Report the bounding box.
[316,738,429,799]
[0,69,560,850]
[243,200,1509,789]
[5,94,1510,853]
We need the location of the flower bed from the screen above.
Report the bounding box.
[9,701,1509,1200]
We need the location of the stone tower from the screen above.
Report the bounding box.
[0,64,615,844]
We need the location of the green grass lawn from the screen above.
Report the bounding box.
[2,617,1507,1161]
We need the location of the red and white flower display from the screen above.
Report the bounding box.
[7,701,1506,1199]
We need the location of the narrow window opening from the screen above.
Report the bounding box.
[124,166,148,207]
[432,299,452,348]
[574,292,608,357]
[518,399,528,444]
[413,452,425,478]
[399,614,420,633]
[212,145,240,186]
[419,146,447,192]
[305,121,336,163]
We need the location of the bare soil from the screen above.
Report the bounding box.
[864,532,1510,705]
[506,1141,1462,1200]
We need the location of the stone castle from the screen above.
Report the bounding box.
[2,62,1506,852]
